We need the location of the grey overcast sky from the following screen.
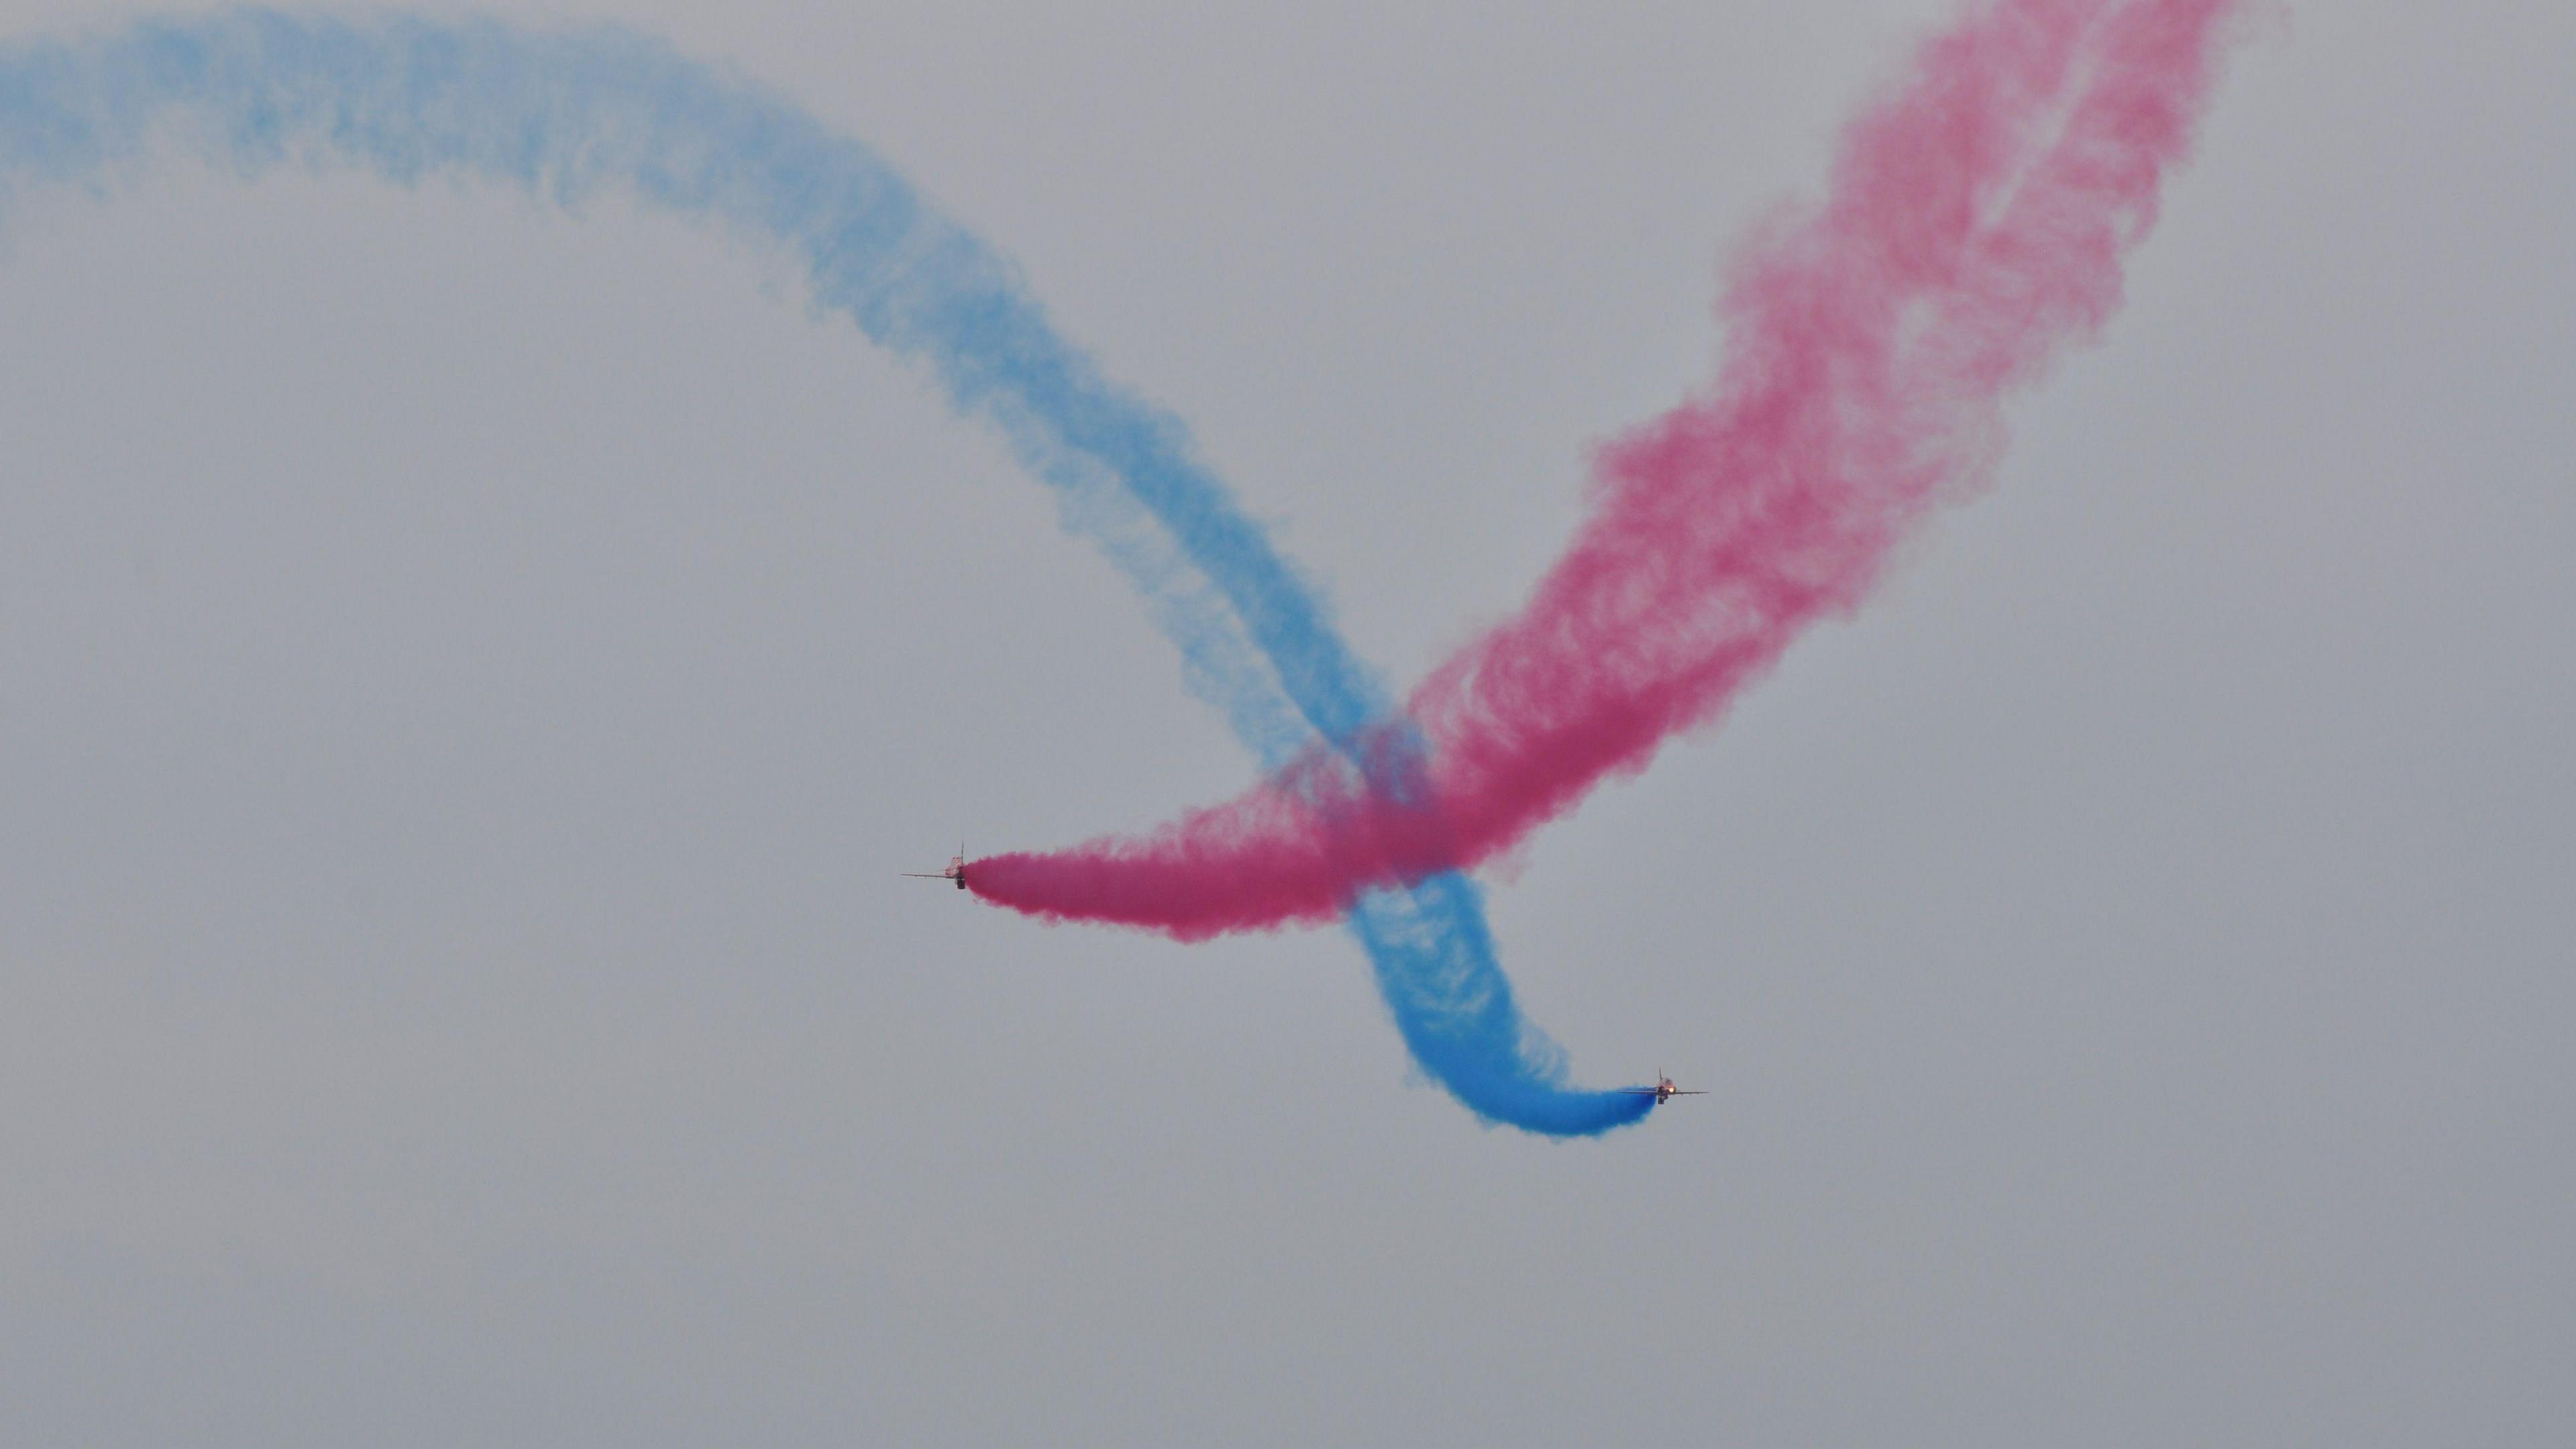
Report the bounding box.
[3,1,2569,1444]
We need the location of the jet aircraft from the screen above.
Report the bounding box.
[904,845,971,891]
[1623,1073,1707,1105]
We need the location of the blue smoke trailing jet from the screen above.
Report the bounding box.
[0,9,1658,1135]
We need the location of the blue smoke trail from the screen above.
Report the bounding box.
[0,10,1652,1135]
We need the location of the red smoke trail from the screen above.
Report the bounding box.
[973,0,2247,939]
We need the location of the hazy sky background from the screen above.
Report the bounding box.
[3,1,2569,1444]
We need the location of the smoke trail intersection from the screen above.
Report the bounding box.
[0,1,2247,1136]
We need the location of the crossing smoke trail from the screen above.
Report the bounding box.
[0,9,1653,1134]
[973,0,2249,941]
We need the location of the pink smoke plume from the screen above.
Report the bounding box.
[971,0,2247,940]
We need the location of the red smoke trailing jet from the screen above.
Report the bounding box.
[964,0,2253,947]
[904,844,971,891]
[1622,1073,1705,1106]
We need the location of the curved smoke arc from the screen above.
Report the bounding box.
[0,9,1653,1134]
